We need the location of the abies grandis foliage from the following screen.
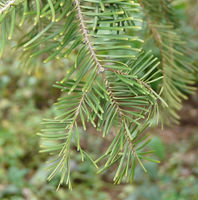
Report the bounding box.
[0,0,197,189]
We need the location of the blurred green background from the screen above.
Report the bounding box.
[0,1,198,200]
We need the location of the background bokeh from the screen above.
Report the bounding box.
[0,1,198,199]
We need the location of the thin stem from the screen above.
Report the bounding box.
[73,0,105,73]
[138,1,166,71]
[102,73,145,170]
[0,0,17,14]
[107,68,167,106]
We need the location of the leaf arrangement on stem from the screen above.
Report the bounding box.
[0,0,196,189]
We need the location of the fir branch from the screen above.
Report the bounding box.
[138,0,196,122]
[102,72,147,172]
[74,0,105,73]
[1,0,194,189]
[138,1,166,67]
[107,68,167,106]
[59,92,86,155]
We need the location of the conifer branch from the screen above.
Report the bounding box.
[0,0,195,189]
[107,68,166,106]
[138,1,166,67]
[138,0,195,122]
[102,72,146,171]
[74,0,105,73]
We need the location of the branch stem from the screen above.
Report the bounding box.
[0,0,17,14]
[73,0,105,73]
